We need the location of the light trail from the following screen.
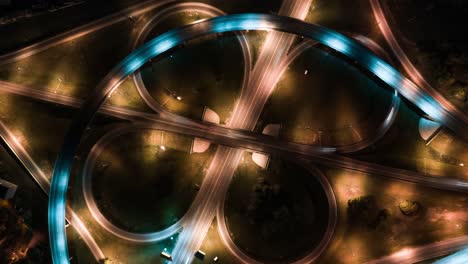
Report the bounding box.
[366,236,468,264]
[0,0,177,66]
[80,1,253,244]
[131,2,252,121]
[48,13,468,263]
[435,247,468,264]
[170,1,312,262]
[216,162,337,264]
[369,0,468,128]
[0,120,105,262]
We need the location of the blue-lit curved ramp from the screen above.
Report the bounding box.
[435,248,468,264]
[49,13,468,263]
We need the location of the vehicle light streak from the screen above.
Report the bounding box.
[49,13,468,263]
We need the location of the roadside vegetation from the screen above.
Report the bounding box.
[259,46,394,146]
[224,153,329,263]
[318,167,468,264]
[385,0,468,113]
[91,129,215,232]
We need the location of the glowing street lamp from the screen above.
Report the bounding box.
[55,77,63,94]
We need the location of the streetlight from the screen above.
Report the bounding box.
[55,77,62,94]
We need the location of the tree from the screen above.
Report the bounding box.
[347,195,388,229]
[247,177,292,238]
[399,200,421,217]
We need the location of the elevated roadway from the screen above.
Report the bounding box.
[370,0,468,131]
[170,1,313,262]
[0,0,177,66]
[38,12,468,264]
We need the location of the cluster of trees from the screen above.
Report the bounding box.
[347,195,423,229]
[401,0,468,111]
[347,195,388,229]
[0,200,50,264]
[427,147,460,166]
[390,0,468,111]
[0,199,31,264]
[247,177,294,239]
[399,200,421,217]
[418,40,468,110]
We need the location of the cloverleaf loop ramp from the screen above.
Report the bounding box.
[48,13,468,263]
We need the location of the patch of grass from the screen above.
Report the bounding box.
[353,101,424,169]
[0,92,116,178]
[106,77,153,112]
[318,166,468,264]
[0,0,152,53]
[384,0,468,114]
[307,0,379,37]
[0,92,73,177]
[0,20,135,100]
[91,129,215,232]
[353,101,467,179]
[259,47,394,146]
[224,153,329,262]
[141,12,245,123]
[206,0,282,14]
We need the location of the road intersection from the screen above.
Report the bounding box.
[0,1,467,263]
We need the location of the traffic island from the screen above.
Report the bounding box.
[223,153,332,262]
[88,129,215,233]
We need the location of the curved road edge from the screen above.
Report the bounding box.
[82,124,184,242]
[0,0,177,66]
[216,162,337,264]
[131,2,252,121]
[0,119,105,261]
[369,0,468,126]
[365,235,468,264]
[48,13,468,263]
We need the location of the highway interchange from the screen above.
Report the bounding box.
[0,0,467,263]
